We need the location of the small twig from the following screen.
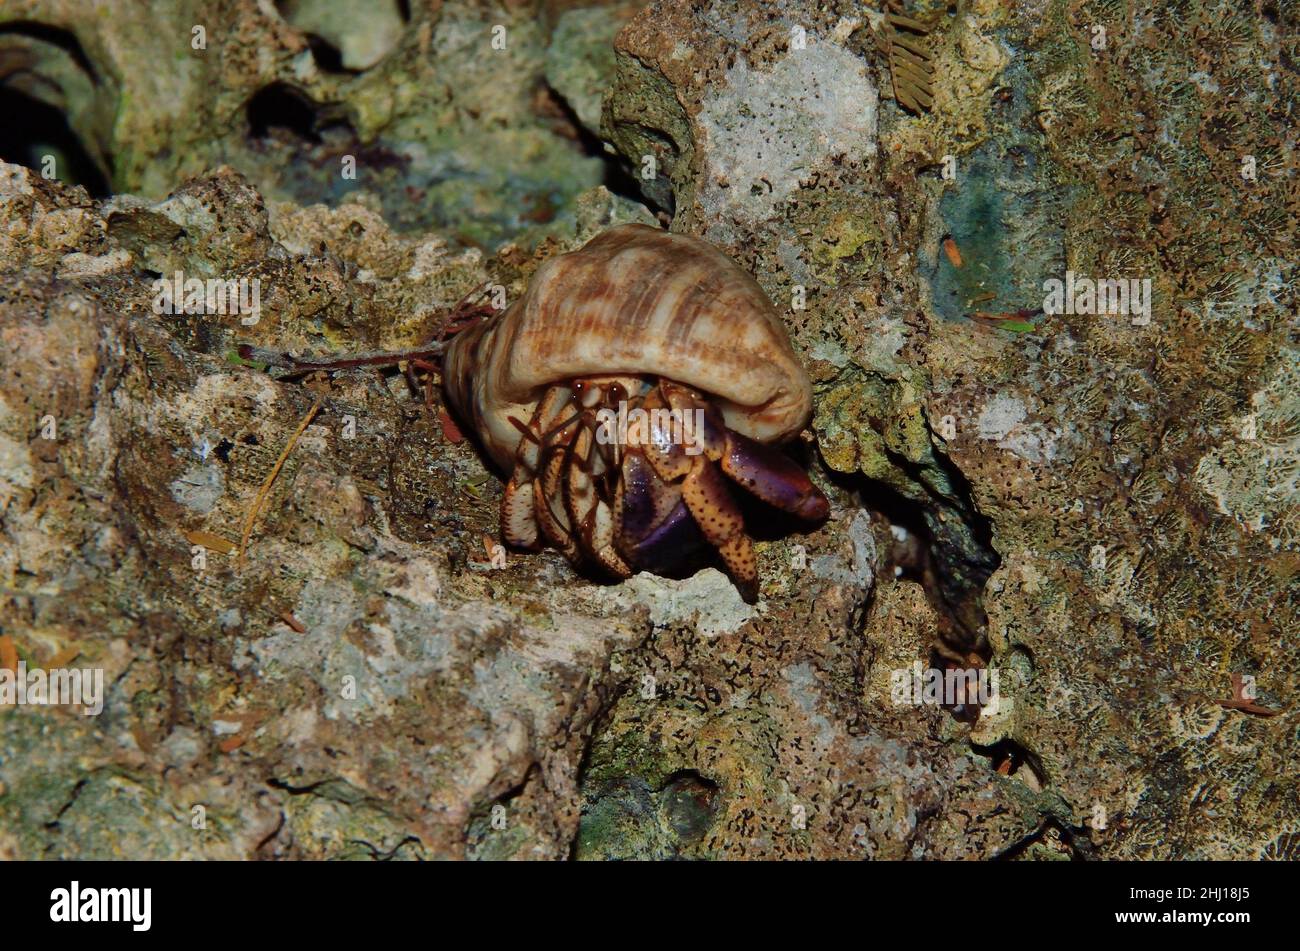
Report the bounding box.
[238,400,322,562]
[184,529,237,554]
[1215,697,1283,717]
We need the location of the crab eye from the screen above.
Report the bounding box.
[572,380,603,408]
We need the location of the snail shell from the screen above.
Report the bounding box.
[443,223,814,472]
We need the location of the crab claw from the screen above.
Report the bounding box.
[614,453,706,573]
[680,453,759,602]
[657,381,828,522]
[623,498,707,576]
[721,432,829,521]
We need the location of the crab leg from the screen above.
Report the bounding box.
[680,455,758,602]
[535,445,581,561]
[502,385,576,551]
[565,415,632,577]
[719,432,829,521]
[502,478,539,549]
[630,386,754,596]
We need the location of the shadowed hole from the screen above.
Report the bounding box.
[0,84,109,196]
[246,82,323,143]
[0,21,110,195]
[658,770,721,845]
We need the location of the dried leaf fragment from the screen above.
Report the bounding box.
[185,529,237,554]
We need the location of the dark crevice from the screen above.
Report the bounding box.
[266,776,326,795]
[658,770,722,845]
[817,384,1004,735]
[464,769,533,859]
[993,815,1094,861]
[893,443,1000,604]
[0,84,110,196]
[303,33,357,75]
[567,697,617,862]
[0,22,110,196]
[349,834,422,861]
[267,775,382,810]
[622,123,680,216]
[246,82,324,143]
[253,810,286,854]
[842,468,998,659]
[0,21,98,82]
[973,736,1050,789]
[539,80,670,218]
[43,776,90,830]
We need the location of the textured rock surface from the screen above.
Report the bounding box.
[0,0,636,247]
[1,0,1296,860]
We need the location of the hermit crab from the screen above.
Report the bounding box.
[243,224,828,601]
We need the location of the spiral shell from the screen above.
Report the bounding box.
[443,224,813,471]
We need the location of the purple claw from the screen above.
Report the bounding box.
[624,499,705,574]
[723,432,829,521]
[616,454,706,571]
[616,453,658,542]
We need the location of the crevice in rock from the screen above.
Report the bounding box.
[610,122,679,218]
[349,834,422,860]
[464,769,532,860]
[266,776,328,795]
[993,814,1094,861]
[0,21,98,82]
[0,84,109,196]
[253,810,287,855]
[267,775,375,806]
[302,33,356,75]
[42,776,90,830]
[0,22,111,196]
[537,80,665,216]
[972,737,1049,791]
[658,769,722,846]
[246,82,326,143]
[821,398,1004,736]
[846,464,998,661]
[273,0,406,74]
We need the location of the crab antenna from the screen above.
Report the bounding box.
[236,341,447,373]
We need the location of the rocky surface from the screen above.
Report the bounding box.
[0,0,643,247]
[0,0,1295,860]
